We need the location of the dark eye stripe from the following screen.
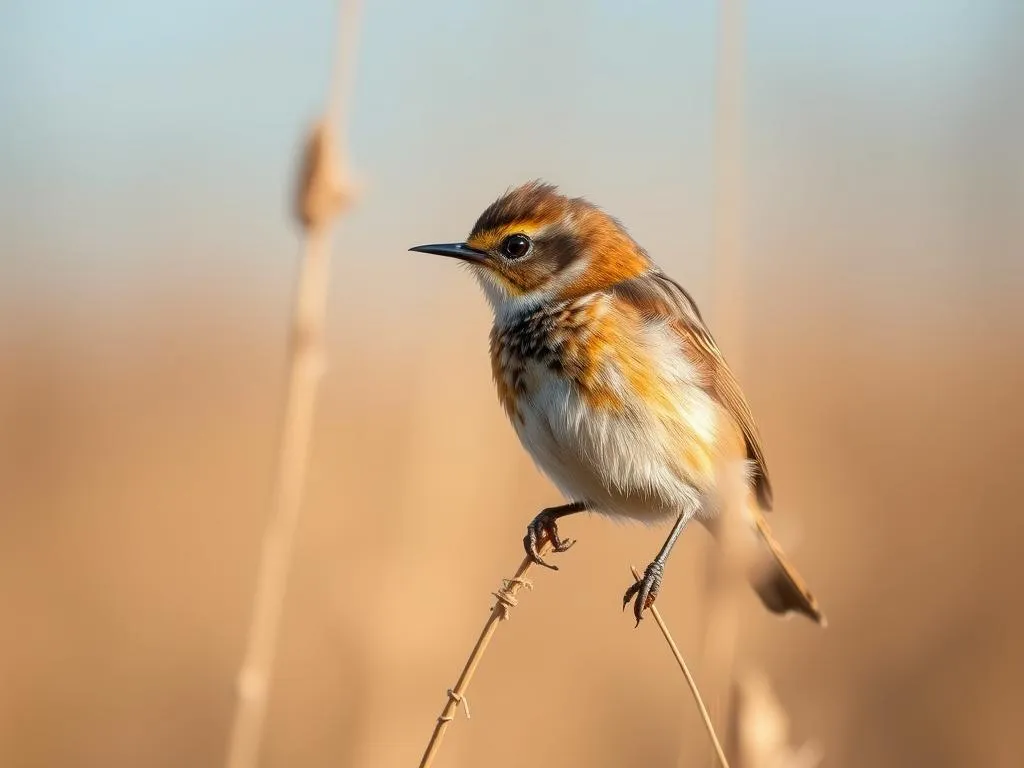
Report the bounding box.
[539,230,582,270]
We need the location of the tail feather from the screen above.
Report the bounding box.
[749,515,827,626]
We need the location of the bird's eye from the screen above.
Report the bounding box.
[501,233,532,260]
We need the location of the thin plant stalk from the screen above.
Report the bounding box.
[629,566,732,768]
[701,0,748,761]
[224,220,336,768]
[700,462,754,747]
[223,4,360,768]
[417,539,553,768]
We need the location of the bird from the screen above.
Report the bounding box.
[410,181,825,627]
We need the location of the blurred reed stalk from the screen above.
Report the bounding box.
[223,4,361,768]
[728,672,823,768]
[696,0,749,763]
[417,538,555,768]
[710,0,747,357]
[700,462,757,734]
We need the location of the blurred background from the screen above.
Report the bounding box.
[2,1,1022,767]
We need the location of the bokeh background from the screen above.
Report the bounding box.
[2,1,1023,767]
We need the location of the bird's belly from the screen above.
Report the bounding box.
[511,363,709,523]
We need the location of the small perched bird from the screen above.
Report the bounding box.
[411,181,824,627]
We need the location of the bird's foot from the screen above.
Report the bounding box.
[623,561,664,627]
[523,508,577,570]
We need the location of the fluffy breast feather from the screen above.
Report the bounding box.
[490,293,727,522]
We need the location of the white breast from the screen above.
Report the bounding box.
[509,321,715,525]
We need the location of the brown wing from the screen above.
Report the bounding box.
[611,268,774,510]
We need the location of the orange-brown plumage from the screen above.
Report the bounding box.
[413,180,824,626]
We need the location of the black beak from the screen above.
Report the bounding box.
[408,242,487,264]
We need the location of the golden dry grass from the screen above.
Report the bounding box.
[1,286,1021,767]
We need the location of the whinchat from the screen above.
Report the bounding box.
[411,181,824,627]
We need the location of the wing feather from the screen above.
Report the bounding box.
[611,268,774,510]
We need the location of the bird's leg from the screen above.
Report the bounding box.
[524,501,586,570]
[623,510,691,627]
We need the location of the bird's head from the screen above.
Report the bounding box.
[410,181,652,318]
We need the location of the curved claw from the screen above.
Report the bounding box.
[552,536,576,553]
[523,510,576,570]
[623,561,664,627]
[524,531,558,570]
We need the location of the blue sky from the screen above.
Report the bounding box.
[1,1,1019,316]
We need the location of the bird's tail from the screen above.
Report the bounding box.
[748,514,826,626]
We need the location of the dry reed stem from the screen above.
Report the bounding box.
[223,4,360,768]
[710,0,747,360]
[698,461,759,768]
[417,538,554,768]
[702,1,749,757]
[701,462,754,713]
[728,671,823,768]
[628,566,731,768]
